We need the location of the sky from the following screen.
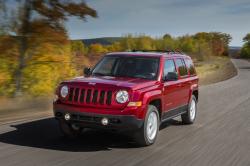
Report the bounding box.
[66,0,250,46]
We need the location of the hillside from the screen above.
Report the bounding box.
[78,37,122,46]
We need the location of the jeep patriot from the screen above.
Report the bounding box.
[53,51,199,146]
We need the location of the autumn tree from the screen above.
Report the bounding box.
[71,40,86,56]
[89,43,108,54]
[70,40,91,74]
[106,42,122,52]
[194,32,231,56]
[0,0,97,96]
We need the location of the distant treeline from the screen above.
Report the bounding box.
[72,32,232,60]
[0,31,240,97]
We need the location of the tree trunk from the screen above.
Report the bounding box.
[14,36,27,97]
[13,0,31,97]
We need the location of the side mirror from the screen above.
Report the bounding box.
[164,72,178,81]
[84,67,91,76]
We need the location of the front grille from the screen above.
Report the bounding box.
[67,87,113,106]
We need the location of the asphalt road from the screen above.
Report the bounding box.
[0,59,250,166]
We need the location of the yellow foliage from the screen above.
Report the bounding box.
[89,43,108,54]
[22,44,76,96]
[0,36,76,97]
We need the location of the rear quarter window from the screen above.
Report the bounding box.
[175,58,188,77]
[185,58,196,75]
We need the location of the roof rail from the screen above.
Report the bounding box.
[130,49,184,54]
[131,49,164,53]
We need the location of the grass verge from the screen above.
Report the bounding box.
[195,56,237,85]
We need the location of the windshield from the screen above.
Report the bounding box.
[92,56,159,80]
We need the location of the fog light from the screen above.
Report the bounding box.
[64,113,71,121]
[101,118,109,125]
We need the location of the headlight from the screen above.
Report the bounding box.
[60,85,69,98]
[116,90,129,103]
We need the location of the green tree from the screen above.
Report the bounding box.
[178,35,196,53]
[119,34,137,51]
[164,37,178,50]
[0,0,97,96]
[163,33,172,39]
[243,33,250,44]
[240,33,250,58]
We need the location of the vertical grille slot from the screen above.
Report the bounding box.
[74,88,79,102]
[86,89,92,103]
[92,90,98,103]
[106,91,112,105]
[68,87,74,101]
[79,89,85,103]
[99,90,105,104]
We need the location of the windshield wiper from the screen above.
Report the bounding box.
[93,73,113,76]
[92,72,106,76]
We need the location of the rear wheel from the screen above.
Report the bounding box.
[134,105,159,146]
[59,120,83,139]
[181,95,197,124]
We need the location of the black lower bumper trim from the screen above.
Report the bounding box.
[54,110,143,131]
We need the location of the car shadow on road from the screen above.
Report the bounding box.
[238,66,250,70]
[0,118,180,152]
[160,119,183,130]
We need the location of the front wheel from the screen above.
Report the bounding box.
[181,95,197,124]
[134,105,159,146]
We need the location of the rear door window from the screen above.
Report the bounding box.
[175,59,188,77]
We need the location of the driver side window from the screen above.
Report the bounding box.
[163,59,176,78]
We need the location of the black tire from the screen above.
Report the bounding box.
[181,95,197,124]
[59,120,82,139]
[134,105,160,146]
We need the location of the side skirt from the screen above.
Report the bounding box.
[161,105,188,123]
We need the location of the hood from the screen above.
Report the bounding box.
[62,76,158,90]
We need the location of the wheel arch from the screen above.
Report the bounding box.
[149,99,162,119]
[189,83,199,102]
[192,90,198,102]
[141,89,163,120]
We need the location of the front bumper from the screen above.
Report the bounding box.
[54,109,144,131]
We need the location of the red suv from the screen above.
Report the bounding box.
[53,51,199,146]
